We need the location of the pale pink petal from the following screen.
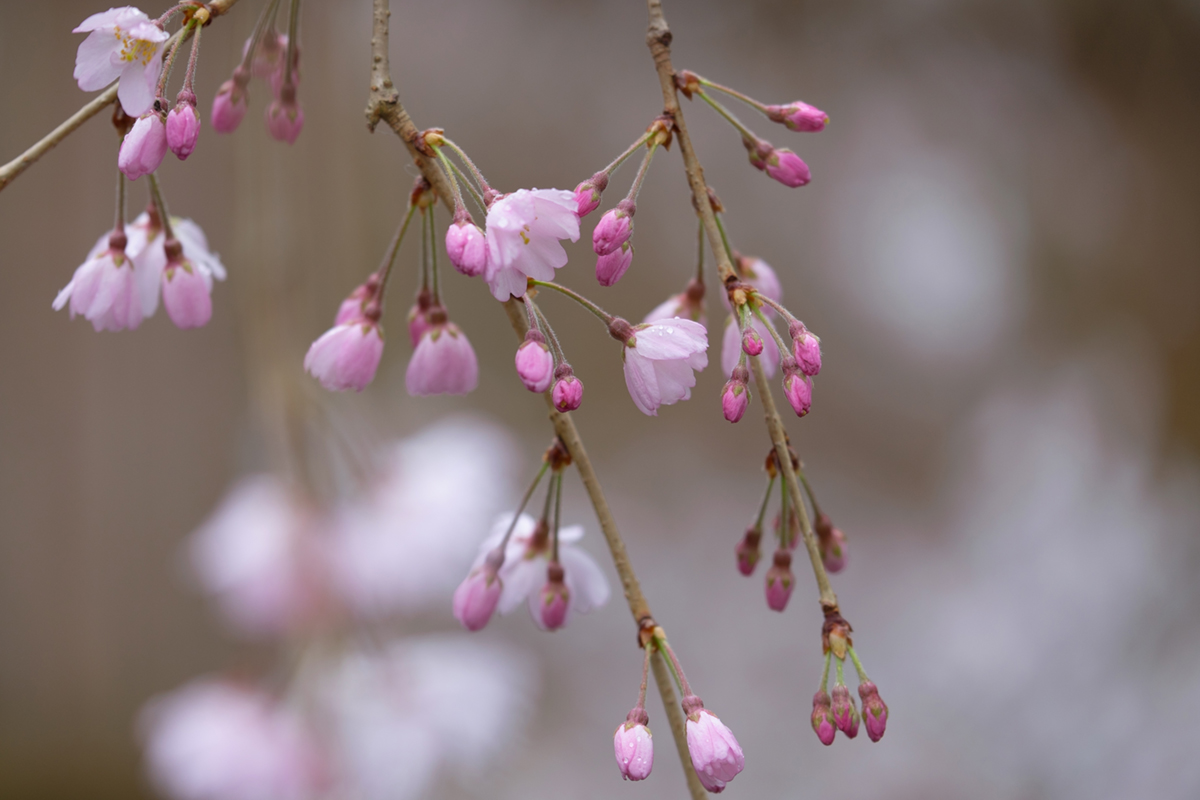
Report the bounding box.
[622,350,660,416]
[560,546,610,613]
[73,30,123,90]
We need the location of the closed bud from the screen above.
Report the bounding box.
[721,377,750,423]
[514,331,554,393]
[811,690,837,746]
[552,364,584,412]
[683,698,745,794]
[574,172,608,217]
[537,562,570,631]
[830,685,860,738]
[764,549,794,612]
[741,325,764,357]
[766,101,829,133]
[166,92,201,160]
[735,526,762,576]
[445,218,488,277]
[765,148,811,188]
[596,242,634,286]
[614,708,654,781]
[783,366,813,417]
[211,71,250,133]
[592,202,634,256]
[452,561,503,632]
[858,682,889,742]
[815,513,846,573]
[265,85,304,144]
[118,113,167,180]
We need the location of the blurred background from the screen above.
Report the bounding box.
[3,0,1200,797]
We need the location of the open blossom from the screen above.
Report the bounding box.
[620,318,709,416]
[73,6,168,116]
[721,316,780,378]
[464,513,609,630]
[52,233,148,332]
[189,475,328,638]
[305,321,385,392]
[140,680,326,800]
[484,189,580,301]
[614,718,653,781]
[644,280,706,325]
[684,703,744,793]
[405,318,479,396]
[161,255,213,329]
[118,113,168,180]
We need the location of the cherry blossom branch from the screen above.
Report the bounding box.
[647,0,840,614]
[0,0,241,193]
[365,3,703,795]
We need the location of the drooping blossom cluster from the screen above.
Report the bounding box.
[809,613,889,745]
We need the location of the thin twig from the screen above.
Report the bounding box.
[0,0,241,193]
[365,4,702,797]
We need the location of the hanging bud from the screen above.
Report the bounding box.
[592,201,635,256]
[406,289,433,347]
[265,85,304,144]
[160,238,213,329]
[445,215,489,277]
[858,682,888,742]
[742,136,772,171]
[452,551,504,632]
[166,91,201,160]
[682,695,745,793]
[735,526,762,576]
[741,324,764,357]
[765,101,829,133]
[721,376,750,423]
[118,112,168,180]
[811,690,837,746]
[613,707,654,781]
[765,148,811,187]
[552,364,584,412]
[574,172,608,218]
[595,242,634,287]
[782,362,813,417]
[764,549,794,612]
[830,685,860,738]
[815,513,847,573]
[211,68,250,133]
[515,330,554,393]
[788,321,822,376]
[537,562,570,631]
[335,274,381,325]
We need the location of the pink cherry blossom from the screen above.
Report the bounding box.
[721,375,750,423]
[211,75,249,133]
[551,368,584,412]
[595,242,633,286]
[305,321,385,392]
[573,173,607,217]
[721,316,780,378]
[131,213,227,320]
[52,239,145,332]
[790,321,822,376]
[514,332,554,392]
[684,705,744,793]
[405,319,479,396]
[73,6,168,116]
[484,189,580,301]
[858,682,889,742]
[445,218,488,277]
[741,324,764,356]
[189,475,328,638]
[265,90,304,144]
[118,113,168,180]
[766,148,811,187]
[766,101,829,132]
[764,549,794,611]
[140,679,325,800]
[614,720,654,781]
[161,257,213,329]
[811,690,837,745]
[407,300,433,347]
[783,367,813,417]
[166,95,201,160]
[464,513,609,630]
[831,685,860,738]
[620,318,709,416]
[452,564,503,632]
[591,202,634,255]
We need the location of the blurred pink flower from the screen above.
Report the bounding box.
[304,322,384,392]
[405,319,478,396]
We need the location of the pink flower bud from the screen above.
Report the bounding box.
[452,563,503,632]
[515,332,554,393]
[445,219,488,277]
[406,292,433,347]
[766,148,811,187]
[574,172,608,218]
[831,685,860,738]
[334,275,381,325]
[552,365,584,412]
[592,203,634,256]
[118,113,168,180]
[265,88,304,145]
[537,563,570,631]
[766,101,829,132]
[405,316,479,396]
[741,325,764,357]
[211,75,249,133]
[783,367,813,417]
[735,527,762,576]
[811,690,837,745]
[764,549,794,612]
[858,681,889,742]
[743,137,772,171]
[683,698,744,793]
[304,321,385,392]
[614,710,653,781]
[162,259,213,329]
[595,242,634,286]
[815,513,846,573]
[721,373,750,423]
[166,93,201,160]
[789,322,822,376]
